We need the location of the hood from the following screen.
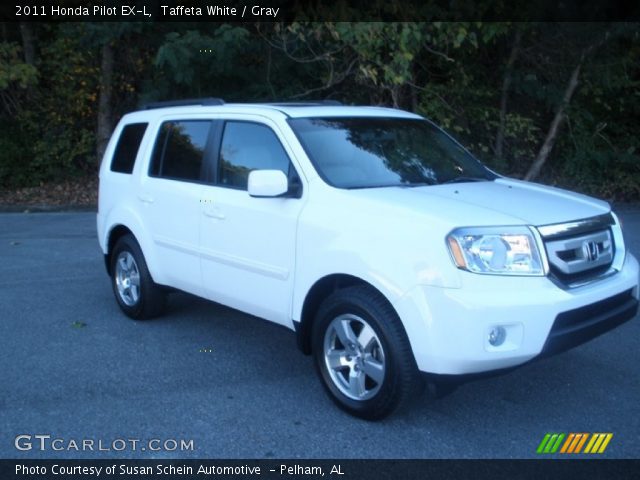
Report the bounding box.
[347,178,610,227]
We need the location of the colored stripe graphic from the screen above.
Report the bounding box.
[538,433,613,454]
[584,433,613,454]
[561,433,588,453]
[574,433,589,453]
[537,434,551,454]
[537,433,565,454]
[560,433,575,453]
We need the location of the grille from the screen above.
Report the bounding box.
[537,214,616,287]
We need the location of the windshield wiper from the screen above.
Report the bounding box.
[395,182,435,188]
[349,181,435,189]
[348,183,407,189]
[441,176,490,184]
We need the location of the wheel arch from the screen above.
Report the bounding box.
[295,274,399,355]
[101,203,162,283]
[104,224,135,276]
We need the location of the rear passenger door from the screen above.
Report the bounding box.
[139,119,214,295]
[199,118,304,327]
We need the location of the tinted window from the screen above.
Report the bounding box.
[110,123,148,174]
[288,117,494,189]
[219,122,291,189]
[149,121,211,182]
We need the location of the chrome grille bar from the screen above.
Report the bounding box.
[536,212,618,288]
[545,229,613,275]
[537,213,614,240]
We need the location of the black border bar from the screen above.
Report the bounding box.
[4,0,640,22]
[3,459,640,480]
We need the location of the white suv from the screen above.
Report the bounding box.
[97,99,639,419]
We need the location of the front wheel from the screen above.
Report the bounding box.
[312,285,422,420]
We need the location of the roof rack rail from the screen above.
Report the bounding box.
[264,100,342,107]
[143,97,225,109]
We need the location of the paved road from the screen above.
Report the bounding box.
[0,209,638,459]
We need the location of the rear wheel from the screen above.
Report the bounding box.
[111,234,166,319]
[312,285,422,420]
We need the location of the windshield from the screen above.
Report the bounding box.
[288,117,496,189]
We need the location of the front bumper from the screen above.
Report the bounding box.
[393,253,639,375]
[540,288,637,357]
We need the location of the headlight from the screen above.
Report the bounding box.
[447,226,545,276]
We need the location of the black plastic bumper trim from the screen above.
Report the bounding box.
[540,290,637,357]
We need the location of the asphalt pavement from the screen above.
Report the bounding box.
[0,209,638,459]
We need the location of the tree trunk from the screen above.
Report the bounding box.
[523,59,583,181]
[96,42,114,163]
[19,22,36,65]
[524,30,613,182]
[494,30,521,161]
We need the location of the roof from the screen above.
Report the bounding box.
[125,99,422,121]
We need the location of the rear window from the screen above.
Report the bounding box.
[149,120,212,182]
[110,123,148,174]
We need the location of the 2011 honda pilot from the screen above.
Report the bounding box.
[97,99,639,419]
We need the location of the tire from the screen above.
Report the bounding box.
[311,285,422,420]
[110,234,166,320]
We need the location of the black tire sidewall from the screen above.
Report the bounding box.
[312,289,409,419]
[111,235,151,319]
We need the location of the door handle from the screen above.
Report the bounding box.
[137,193,155,204]
[203,207,225,220]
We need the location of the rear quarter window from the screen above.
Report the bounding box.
[110,123,148,174]
[149,120,212,182]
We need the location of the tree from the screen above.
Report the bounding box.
[494,28,522,161]
[0,21,638,201]
[524,26,615,181]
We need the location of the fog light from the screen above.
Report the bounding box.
[488,326,506,346]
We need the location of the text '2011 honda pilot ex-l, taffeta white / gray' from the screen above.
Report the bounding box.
[97,99,639,419]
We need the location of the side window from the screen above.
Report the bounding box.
[149,120,211,182]
[110,123,148,174]
[219,122,292,190]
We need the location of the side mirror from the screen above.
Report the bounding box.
[248,170,289,198]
